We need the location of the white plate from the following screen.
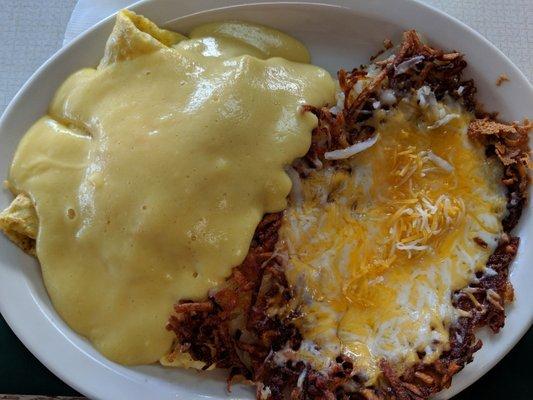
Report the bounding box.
[0,1,531,399]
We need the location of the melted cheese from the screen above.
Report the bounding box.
[279,93,506,383]
[7,10,334,364]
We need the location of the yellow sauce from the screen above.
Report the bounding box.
[279,96,506,383]
[8,10,335,364]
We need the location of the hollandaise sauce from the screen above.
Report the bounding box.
[8,10,335,364]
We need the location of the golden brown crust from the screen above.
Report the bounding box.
[468,118,531,231]
[0,193,38,255]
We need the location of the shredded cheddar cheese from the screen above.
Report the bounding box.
[279,92,507,384]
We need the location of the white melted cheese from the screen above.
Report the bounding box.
[278,92,507,384]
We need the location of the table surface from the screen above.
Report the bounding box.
[0,1,531,399]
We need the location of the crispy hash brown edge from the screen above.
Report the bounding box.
[167,30,530,400]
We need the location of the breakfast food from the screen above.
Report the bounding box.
[0,10,529,400]
[165,32,530,399]
[0,10,334,364]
